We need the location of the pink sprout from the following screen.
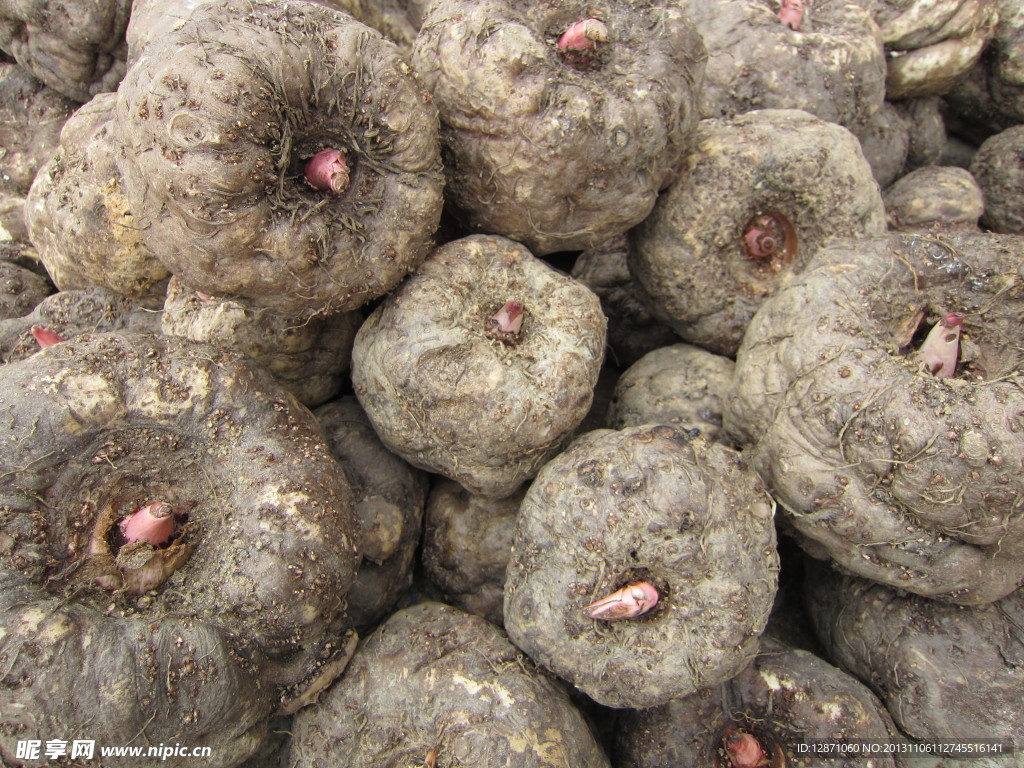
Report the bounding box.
[914,312,964,378]
[304,148,350,195]
[557,18,608,52]
[118,502,178,547]
[584,581,659,621]
[778,0,804,30]
[30,325,64,349]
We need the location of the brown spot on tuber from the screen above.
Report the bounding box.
[305,148,350,195]
[584,580,659,620]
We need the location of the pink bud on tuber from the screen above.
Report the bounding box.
[743,213,789,261]
[31,325,64,349]
[778,0,804,31]
[486,300,526,344]
[584,581,659,620]
[557,18,608,52]
[304,148,350,195]
[913,312,963,378]
[725,731,771,768]
[118,502,178,547]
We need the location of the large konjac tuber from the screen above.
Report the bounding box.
[411,0,707,254]
[115,0,444,319]
[0,332,361,766]
[504,425,778,709]
[289,602,612,767]
[0,0,132,101]
[726,233,1024,604]
[352,234,606,498]
[630,109,885,356]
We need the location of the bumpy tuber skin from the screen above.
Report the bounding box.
[613,635,906,768]
[804,561,1024,749]
[26,92,170,302]
[411,0,706,254]
[970,125,1024,235]
[161,276,361,408]
[883,165,984,233]
[116,0,443,319]
[290,603,612,768]
[0,0,132,102]
[675,0,885,134]
[584,581,659,621]
[726,233,1024,604]
[912,311,963,377]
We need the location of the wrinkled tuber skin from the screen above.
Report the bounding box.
[0,259,52,320]
[857,102,911,187]
[162,277,360,408]
[317,0,420,47]
[969,125,1024,234]
[613,635,907,768]
[0,570,272,768]
[0,63,74,241]
[26,92,170,302]
[236,716,294,768]
[290,602,612,768]
[895,96,948,171]
[314,396,428,631]
[877,0,999,100]
[804,562,1024,747]
[606,343,736,446]
[116,0,443,319]
[421,478,523,625]
[945,0,1024,139]
[630,110,886,356]
[352,234,606,498]
[0,332,361,751]
[0,286,156,364]
[0,0,131,101]
[676,0,885,135]
[570,235,680,368]
[504,425,778,709]
[725,233,1024,604]
[411,0,707,255]
[883,165,984,232]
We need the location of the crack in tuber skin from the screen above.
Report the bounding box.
[557,18,609,52]
[30,325,64,349]
[486,300,525,345]
[777,0,804,31]
[584,581,659,620]
[912,312,963,377]
[724,731,771,768]
[304,148,350,195]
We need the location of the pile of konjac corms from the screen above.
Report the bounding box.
[1,1,1022,766]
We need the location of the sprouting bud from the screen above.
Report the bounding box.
[725,731,770,768]
[486,300,526,345]
[118,502,178,547]
[913,312,963,378]
[778,0,804,31]
[584,581,659,620]
[31,325,64,349]
[305,148,350,195]
[557,18,608,52]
